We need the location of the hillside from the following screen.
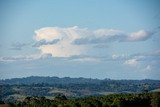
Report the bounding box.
[0,76,160,102]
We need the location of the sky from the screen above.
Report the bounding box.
[0,0,160,80]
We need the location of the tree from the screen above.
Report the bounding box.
[54,94,67,101]
[151,92,160,107]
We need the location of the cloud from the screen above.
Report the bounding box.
[125,30,153,42]
[124,59,138,66]
[122,49,160,72]
[34,26,154,58]
[73,29,153,45]
[138,65,152,74]
[0,54,52,62]
[144,65,152,71]
[10,42,28,50]
[39,43,86,57]
[92,44,109,48]
[112,54,120,60]
[34,26,88,57]
[69,56,100,62]
[34,27,62,41]
[74,29,126,44]
[0,55,39,62]
[32,39,60,47]
[129,49,160,62]
[146,49,160,56]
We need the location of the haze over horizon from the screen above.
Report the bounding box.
[0,0,160,80]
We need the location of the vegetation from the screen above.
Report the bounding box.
[0,77,160,102]
[1,92,160,107]
[1,77,160,107]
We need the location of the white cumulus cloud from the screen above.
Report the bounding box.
[34,26,154,58]
[34,26,88,57]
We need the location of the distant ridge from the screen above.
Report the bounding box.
[0,76,101,85]
[0,76,160,85]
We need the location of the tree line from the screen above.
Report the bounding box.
[1,92,159,107]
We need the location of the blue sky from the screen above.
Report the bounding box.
[0,0,160,79]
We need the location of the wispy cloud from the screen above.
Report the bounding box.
[32,39,60,47]
[0,54,52,62]
[74,29,126,44]
[74,29,153,44]
[124,59,138,66]
[10,42,30,50]
[142,65,152,72]
[125,30,153,42]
